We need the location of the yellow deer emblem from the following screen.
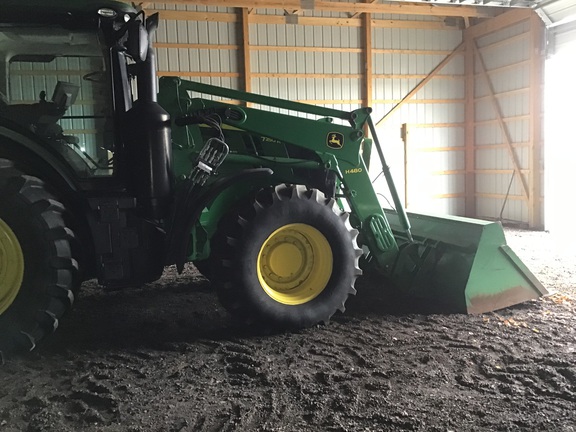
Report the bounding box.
[327,132,344,149]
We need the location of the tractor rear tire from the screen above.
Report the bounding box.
[211,184,362,329]
[0,159,78,357]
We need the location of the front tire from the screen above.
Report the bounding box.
[0,159,78,356]
[211,184,362,329]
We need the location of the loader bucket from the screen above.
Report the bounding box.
[383,210,548,314]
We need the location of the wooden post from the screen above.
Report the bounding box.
[240,8,252,96]
[362,4,373,111]
[529,12,544,229]
[401,123,409,208]
[464,33,476,218]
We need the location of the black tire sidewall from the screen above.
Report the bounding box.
[0,169,74,353]
[0,194,57,326]
[228,188,358,327]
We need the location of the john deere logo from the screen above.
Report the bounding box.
[327,132,344,149]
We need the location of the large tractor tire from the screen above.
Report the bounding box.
[211,184,362,329]
[0,159,78,357]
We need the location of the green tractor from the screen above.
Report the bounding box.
[0,1,547,357]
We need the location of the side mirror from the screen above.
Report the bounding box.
[146,13,159,35]
[126,20,149,62]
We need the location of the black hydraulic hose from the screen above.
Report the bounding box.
[165,168,273,271]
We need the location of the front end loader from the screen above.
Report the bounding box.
[157,77,548,323]
[0,1,547,357]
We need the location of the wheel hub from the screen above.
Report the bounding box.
[0,218,24,314]
[260,230,315,290]
[257,223,332,305]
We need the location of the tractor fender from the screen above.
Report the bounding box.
[0,120,79,193]
[167,168,274,271]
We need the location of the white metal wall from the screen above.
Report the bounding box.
[473,20,534,224]
[371,23,464,215]
[153,3,240,92]
[553,20,576,52]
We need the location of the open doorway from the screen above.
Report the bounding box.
[544,40,576,251]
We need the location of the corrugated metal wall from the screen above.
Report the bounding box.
[151,3,466,215]
[371,22,464,215]
[153,3,240,93]
[553,20,576,52]
[472,20,534,224]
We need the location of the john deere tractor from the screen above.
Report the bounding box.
[0,1,547,356]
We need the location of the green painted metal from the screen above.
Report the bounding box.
[384,210,548,313]
[159,76,547,313]
[159,77,401,269]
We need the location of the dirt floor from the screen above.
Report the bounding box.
[0,228,575,432]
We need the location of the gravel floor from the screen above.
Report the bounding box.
[505,228,576,299]
[0,228,574,432]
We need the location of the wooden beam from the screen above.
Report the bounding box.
[476,169,530,174]
[466,8,531,38]
[474,87,529,102]
[253,46,362,53]
[373,99,465,104]
[401,124,409,207]
[252,73,362,78]
[148,10,238,22]
[529,12,544,229]
[432,169,466,175]
[285,99,464,105]
[373,74,463,80]
[350,0,377,18]
[362,0,373,157]
[363,1,373,112]
[147,9,363,26]
[475,142,530,150]
[475,193,528,201]
[370,19,449,30]
[473,40,530,201]
[474,115,530,126]
[417,146,465,152]
[410,123,464,128]
[433,193,466,199]
[293,99,363,104]
[154,42,239,50]
[257,14,361,27]
[476,31,529,53]
[151,0,498,18]
[158,71,240,77]
[373,49,456,55]
[240,8,252,95]
[465,33,476,218]
[473,60,530,77]
[148,8,454,29]
[375,42,465,127]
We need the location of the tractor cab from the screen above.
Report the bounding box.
[0,2,168,184]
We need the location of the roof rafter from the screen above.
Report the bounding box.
[150,0,500,18]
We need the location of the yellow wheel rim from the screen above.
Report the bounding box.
[257,223,332,305]
[0,218,24,314]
